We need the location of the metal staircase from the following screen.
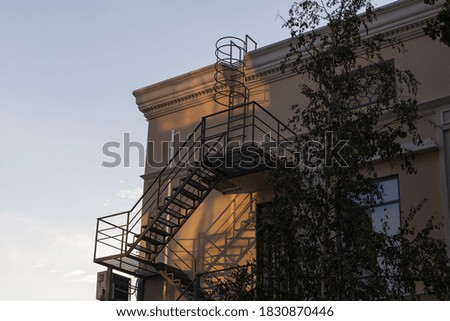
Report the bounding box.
[94,101,296,279]
[94,35,296,300]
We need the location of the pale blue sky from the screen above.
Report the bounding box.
[0,0,392,300]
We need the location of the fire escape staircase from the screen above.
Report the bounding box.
[94,102,295,289]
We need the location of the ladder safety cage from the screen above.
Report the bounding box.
[213,35,257,108]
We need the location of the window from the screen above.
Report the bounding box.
[442,109,450,218]
[255,176,402,299]
[370,176,401,235]
[348,59,396,109]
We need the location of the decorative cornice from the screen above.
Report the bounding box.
[138,87,215,120]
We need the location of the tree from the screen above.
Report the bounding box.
[213,0,450,300]
[424,0,450,47]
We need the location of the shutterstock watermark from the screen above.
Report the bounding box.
[101,132,349,169]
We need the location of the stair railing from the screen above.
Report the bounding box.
[94,101,297,276]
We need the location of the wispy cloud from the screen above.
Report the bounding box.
[67,274,97,284]
[0,211,103,300]
[63,269,86,278]
[116,187,141,200]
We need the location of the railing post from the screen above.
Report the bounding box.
[252,103,255,142]
[157,175,161,208]
[194,274,201,300]
[93,219,99,261]
[245,34,257,51]
[125,211,130,254]
[229,40,233,65]
[201,117,206,164]
[243,103,247,142]
[250,263,255,297]
[121,229,125,254]
[277,121,280,159]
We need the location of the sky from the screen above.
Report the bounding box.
[0,0,392,300]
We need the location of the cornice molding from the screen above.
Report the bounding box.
[138,87,215,120]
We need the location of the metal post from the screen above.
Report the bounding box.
[194,275,201,300]
[201,117,206,164]
[277,121,280,159]
[125,211,130,254]
[105,267,113,301]
[93,219,99,261]
[252,103,255,142]
[157,175,161,208]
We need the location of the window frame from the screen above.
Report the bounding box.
[370,175,402,235]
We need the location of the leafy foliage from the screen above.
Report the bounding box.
[207,264,256,300]
[424,0,450,47]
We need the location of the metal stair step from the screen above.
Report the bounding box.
[156,217,178,228]
[149,226,171,237]
[132,243,156,255]
[181,178,209,191]
[159,206,184,219]
[189,168,216,182]
[140,235,164,246]
[168,197,193,210]
[175,188,200,201]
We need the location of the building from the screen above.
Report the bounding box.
[94,0,450,300]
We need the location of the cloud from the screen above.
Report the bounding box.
[62,270,97,284]
[116,187,141,200]
[68,274,97,284]
[0,210,104,300]
[63,270,86,278]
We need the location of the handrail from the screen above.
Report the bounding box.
[130,122,202,214]
[245,35,257,52]
[203,101,296,138]
[95,122,203,260]
[97,210,130,221]
[126,132,228,258]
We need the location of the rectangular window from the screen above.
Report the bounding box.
[255,176,401,298]
[443,123,450,215]
[349,59,396,109]
[370,176,401,235]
